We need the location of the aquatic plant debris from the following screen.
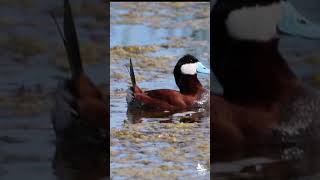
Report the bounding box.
[0,0,108,179]
[111,122,210,179]
[111,2,209,30]
[110,2,210,179]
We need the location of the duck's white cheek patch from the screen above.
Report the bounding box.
[226,3,282,41]
[181,63,197,75]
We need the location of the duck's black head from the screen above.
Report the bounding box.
[174,54,210,94]
[211,0,320,103]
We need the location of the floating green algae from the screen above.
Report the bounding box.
[0,35,48,60]
[309,73,320,89]
[111,45,161,62]
[110,2,210,179]
[0,85,52,117]
[0,82,108,118]
[55,42,107,72]
[111,122,210,179]
[305,54,320,65]
[111,2,210,30]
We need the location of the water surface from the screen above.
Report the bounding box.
[110,2,210,179]
[0,1,107,179]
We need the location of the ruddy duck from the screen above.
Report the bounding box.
[126,54,210,112]
[211,0,320,146]
[51,0,108,145]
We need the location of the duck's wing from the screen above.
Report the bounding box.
[127,92,176,111]
[128,89,187,111]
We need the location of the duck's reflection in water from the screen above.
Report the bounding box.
[127,107,210,124]
[213,143,320,179]
[52,143,108,180]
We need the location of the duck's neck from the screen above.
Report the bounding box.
[175,74,204,95]
[213,39,301,105]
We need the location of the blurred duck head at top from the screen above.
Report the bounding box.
[212,0,320,42]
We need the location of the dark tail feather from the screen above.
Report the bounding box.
[129,58,136,87]
[63,0,83,77]
[50,12,66,47]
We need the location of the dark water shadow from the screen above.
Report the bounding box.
[52,143,108,180]
[213,143,320,179]
[126,107,210,124]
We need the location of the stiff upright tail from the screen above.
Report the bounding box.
[126,58,137,104]
[51,0,83,78]
[129,58,136,87]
